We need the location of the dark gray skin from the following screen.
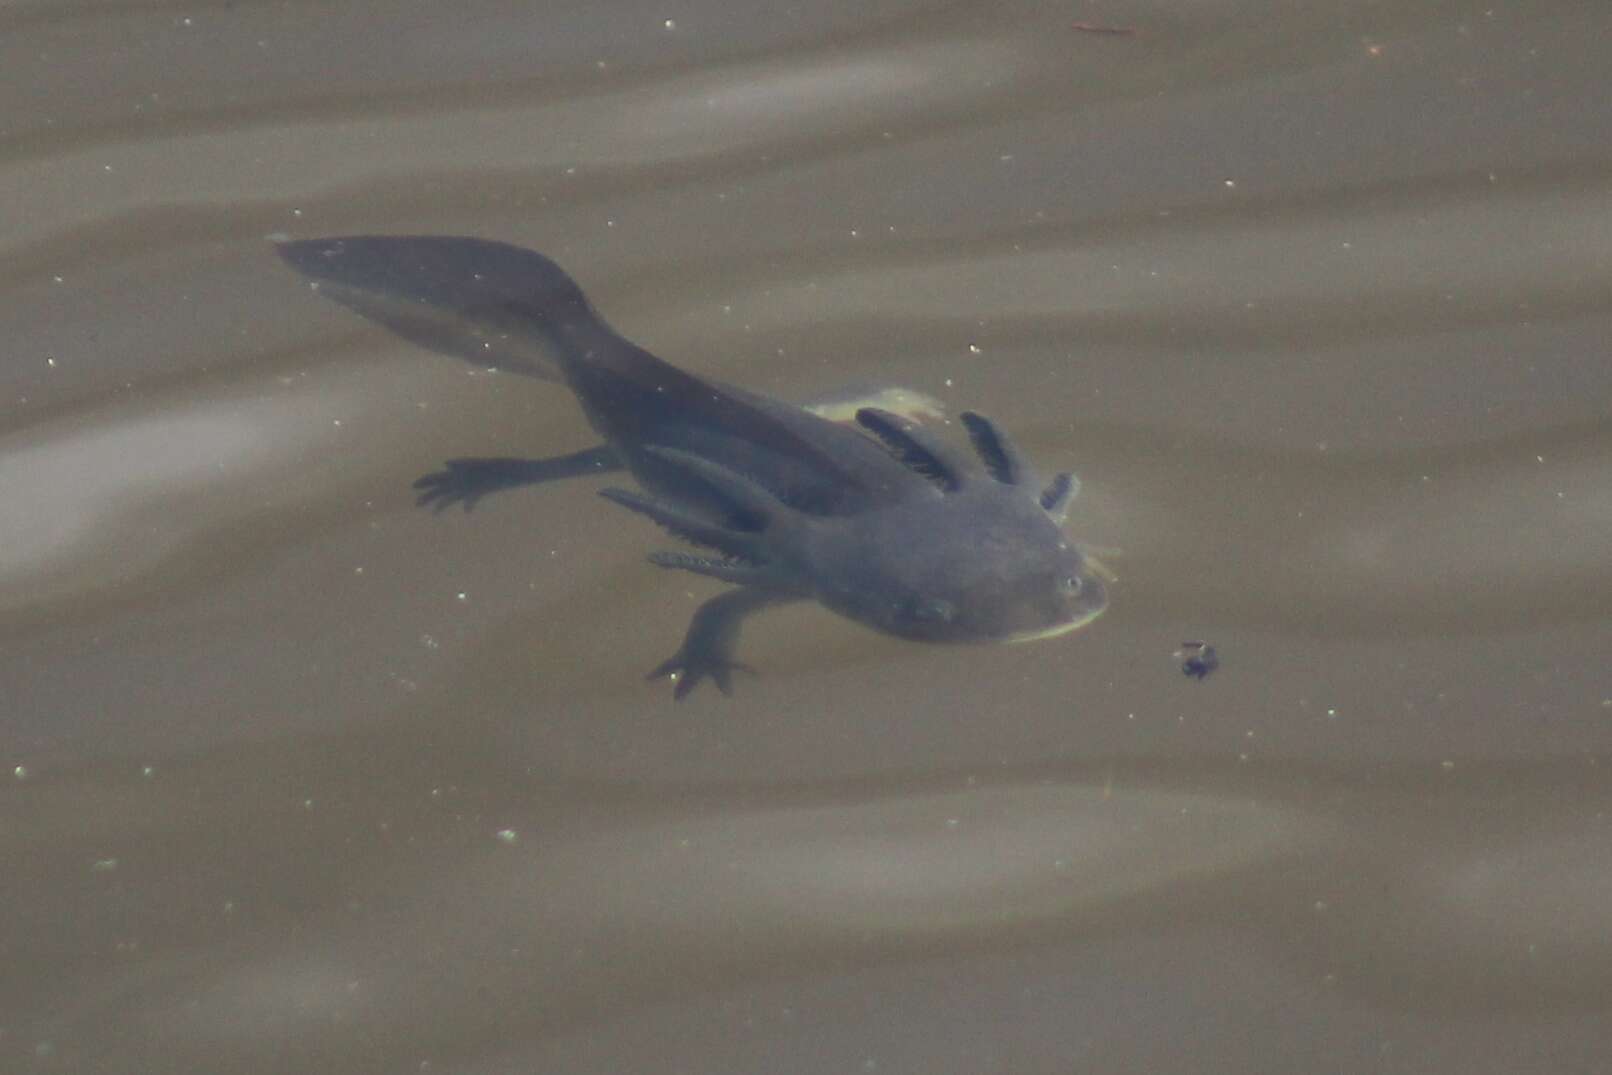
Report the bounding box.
[277,236,1107,697]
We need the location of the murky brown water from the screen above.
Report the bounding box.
[5,1,1611,1071]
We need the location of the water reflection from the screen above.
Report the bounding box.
[1,392,327,602]
[14,756,1609,1071]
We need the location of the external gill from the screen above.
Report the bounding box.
[959,411,1026,485]
[853,407,965,491]
[960,410,1079,523]
[597,487,764,563]
[639,445,794,523]
[644,550,771,584]
[609,446,807,586]
[1039,472,1078,524]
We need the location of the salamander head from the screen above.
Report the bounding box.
[807,482,1106,643]
[802,410,1108,644]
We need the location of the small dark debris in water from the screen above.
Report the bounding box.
[1072,22,1136,36]
[1176,641,1218,680]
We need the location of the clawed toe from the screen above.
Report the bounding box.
[412,462,491,512]
[648,652,753,699]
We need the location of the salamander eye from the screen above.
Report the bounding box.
[1058,575,1083,597]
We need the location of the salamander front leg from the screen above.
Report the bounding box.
[650,588,802,699]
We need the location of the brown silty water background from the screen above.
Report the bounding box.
[4,1,1612,1071]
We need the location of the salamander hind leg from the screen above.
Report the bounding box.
[415,446,620,511]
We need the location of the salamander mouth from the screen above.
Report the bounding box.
[1004,602,1107,643]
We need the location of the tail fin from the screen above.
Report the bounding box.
[276,235,608,382]
[277,235,869,503]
